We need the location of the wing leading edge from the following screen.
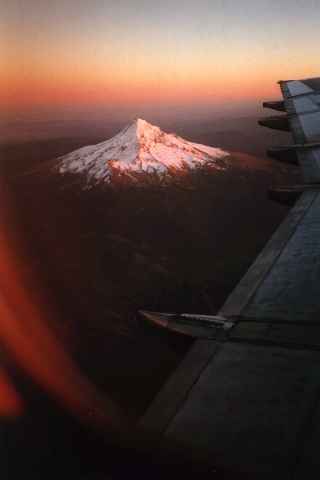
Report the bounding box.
[265,78,320,183]
[141,78,320,478]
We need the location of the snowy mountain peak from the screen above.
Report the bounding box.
[135,117,152,132]
[125,118,161,141]
[58,118,229,183]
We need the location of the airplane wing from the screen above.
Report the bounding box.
[263,78,320,183]
[141,78,320,478]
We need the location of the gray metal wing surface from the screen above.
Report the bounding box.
[141,78,320,479]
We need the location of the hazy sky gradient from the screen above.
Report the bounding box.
[1,0,319,112]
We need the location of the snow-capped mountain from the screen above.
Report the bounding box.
[58,118,229,182]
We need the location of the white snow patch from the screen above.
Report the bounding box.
[58,118,229,183]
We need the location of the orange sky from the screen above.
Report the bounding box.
[1,0,319,112]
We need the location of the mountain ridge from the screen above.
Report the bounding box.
[58,118,229,183]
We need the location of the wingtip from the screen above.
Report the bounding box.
[138,310,170,328]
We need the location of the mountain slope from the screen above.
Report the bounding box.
[58,118,228,182]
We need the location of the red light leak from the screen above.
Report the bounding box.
[0,183,129,431]
[0,368,24,417]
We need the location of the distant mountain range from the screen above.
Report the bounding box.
[58,119,228,183]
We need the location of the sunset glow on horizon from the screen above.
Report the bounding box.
[1,0,319,113]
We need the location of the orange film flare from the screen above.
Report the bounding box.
[0,185,129,432]
[0,368,24,417]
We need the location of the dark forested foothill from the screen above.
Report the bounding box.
[1,139,293,417]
